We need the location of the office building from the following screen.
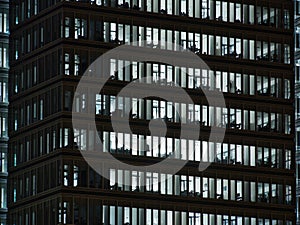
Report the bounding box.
[8,0,295,224]
[294,0,300,224]
[0,0,8,224]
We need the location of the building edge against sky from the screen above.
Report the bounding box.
[7,0,296,225]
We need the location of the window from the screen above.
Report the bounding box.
[27,33,31,53]
[39,99,44,120]
[283,9,290,29]
[80,0,288,31]
[0,113,7,138]
[64,53,70,75]
[14,5,19,25]
[0,80,8,103]
[285,185,292,204]
[98,128,290,169]
[74,129,87,150]
[99,202,291,225]
[32,174,36,195]
[284,115,291,134]
[285,150,291,169]
[33,65,37,85]
[74,54,80,76]
[0,10,8,33]
[40,26,44,45]
[15,20,292,68]
[75,17,87,39]
[284,44,290,64]
[0,185,6,209]
[64,17,70,38]
[0,43,8,68]
[34,0,38,15]
[0,149,6,173]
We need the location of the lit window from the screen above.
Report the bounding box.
[75,18,87,39]
[74,54,80,76]
[39,99,43,120]
[64,17,70,38]
[64,53,70,75]
[0,151,6,173]
[1,186,6,208]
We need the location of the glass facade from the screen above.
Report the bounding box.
[9,196,295,225]
[8,0,295,225]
